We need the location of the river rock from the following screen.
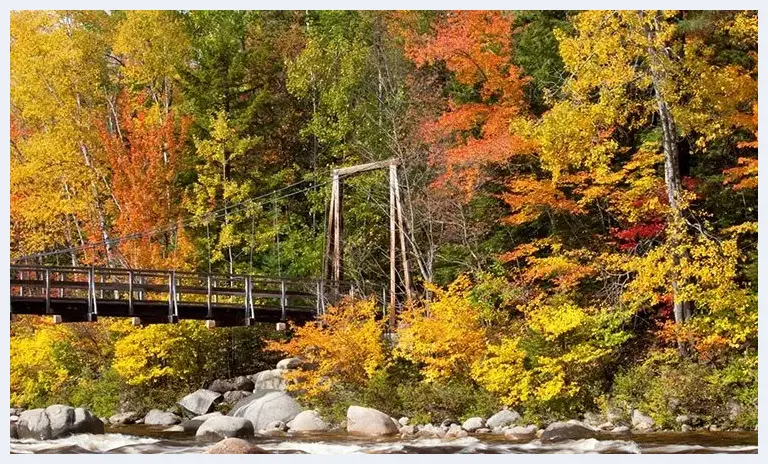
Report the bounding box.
[178,389,222,418]
[180,412,224,433]
[486,409,521,429]
[229,390,302,431]
[249,369,287,391]
[163,425,185,432]
[287,410,330,432]
[461,417,485,432]
[476,428,491,434]
[583,411,603,426]
[17,406,103,440]
[597,421,614,430]
[445,423,468,438]
[681,424,693,432]
[610,425,631,435]
[675,415,691,425]
[605,407,625,424]
[632,410,655,431]
[109,411,141,425]
[11,422,19,439]
[417,423,445,438]
[144,409,181,426]
[233,376,255,392]
[196,416,255,440]
[504,425,538,442]
[346,406,399,436]
[540,420,598,443]
[400,425,416,437]
[208,379,236,394]
[11,408,25,416]
[398,417,409,426]
[206,437,268,454]
[277,357,302,370]
[223,390,251,406]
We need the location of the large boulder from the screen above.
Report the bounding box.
[287,410,330,433]
[71,408,104,435]
[228,390,302,431]
[206,437,268,454]
[11,422,19,439]
[223,390,251,406]
[632,410,655,431]
[540,420,599,443]
[346,406,399,437]
[180,412,223,433]
[504,425,538,442]
[144,409,181,426]
[461,417,485,432]
[178,389,222,418]
[486,409,521,429]
[17,406,103,440]
[249,370,287,392]
[276,357,302,370]
[109,411,141,425]
[233,376,255,392]
[196,416,255,440]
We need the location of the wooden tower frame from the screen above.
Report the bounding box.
[324,158,412,328]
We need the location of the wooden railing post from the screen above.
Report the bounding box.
[44,268,51,314]
[128,271,134,316]
[206,275,213,319]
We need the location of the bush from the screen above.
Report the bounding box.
[610,349,757,429]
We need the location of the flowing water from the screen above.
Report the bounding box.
[10,426,758,454]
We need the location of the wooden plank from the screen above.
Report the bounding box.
[333,158,397,177]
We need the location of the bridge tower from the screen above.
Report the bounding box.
[323,159,412,328]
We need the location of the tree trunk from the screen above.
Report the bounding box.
[642,11,694,353]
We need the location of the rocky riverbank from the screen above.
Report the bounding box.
[10,357,756,451]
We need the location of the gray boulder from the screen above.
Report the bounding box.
[11,422,18,439]
[206,437,267,454]
[445,423,468,438]
[71,408,104,435]
[461,417,485,432]
[208,379,235,393]
[400,425,416,437]
[233,376,255,392]
[228,390,302,431]
[109,411,141,425]
[178,389,222,418]
[486,409,521,429]
[347,406,399,436]
[223,390,251,406]
[504,425,538,442]
[163,425,185,432]
[10,415,19,423]
[196,416,255,440]
[250,369,287,391]
[277,357,302,370]
[144,409,181,426]
[416,423,445,438]
[540,420,599,443]
[17,406,103,440]
[180,412,224,433]
[287,410,330,432]
[632,409,655,431]
[17,410,47,434]
[398,417,409,427]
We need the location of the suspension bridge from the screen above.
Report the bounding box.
[10,159,413,327]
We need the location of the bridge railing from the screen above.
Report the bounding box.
[10,265,362,323]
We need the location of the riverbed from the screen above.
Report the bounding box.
[9,426,758,454]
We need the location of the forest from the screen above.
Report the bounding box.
[10,10,758,429]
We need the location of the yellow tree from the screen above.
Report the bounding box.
[266,298,386,400]
[11,11,119,263]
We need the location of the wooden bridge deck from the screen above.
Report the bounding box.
[9,265,354,326]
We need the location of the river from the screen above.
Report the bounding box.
[9,426,758,454]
